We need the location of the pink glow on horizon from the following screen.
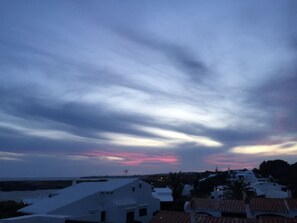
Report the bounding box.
[205,153,257,170]
[84,150,179,166]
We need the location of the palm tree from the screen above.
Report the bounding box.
[226,180,246,200]
[168,171,184,202]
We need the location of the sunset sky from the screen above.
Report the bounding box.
[1,0,297,177]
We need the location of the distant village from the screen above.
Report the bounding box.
[0,159,296,223]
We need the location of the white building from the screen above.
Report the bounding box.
[181,184,193,197]
[152,187,173,202]
[2,178,160,223]
[230,170,257,183]
[245,181,288,198]
[210,186,228,200]
[184,198,297,220]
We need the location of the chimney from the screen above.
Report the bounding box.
[72,179,77,186]
[288,189,293,198]
[190,212,195,223]
[184,200,196,223]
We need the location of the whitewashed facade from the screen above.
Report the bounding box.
[152,187,173,202]
[2,178,160,223]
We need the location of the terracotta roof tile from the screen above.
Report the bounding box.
[219,200,246,213]
[150,211,297,223]
[250,198,288,213]
[149,211,190,223]
[191,198,245,213]
[286,199,297,211]
[196,216,255,223]
[258,217,297,223]
[192,198,217,210]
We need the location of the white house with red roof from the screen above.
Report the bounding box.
[188,197,297,219]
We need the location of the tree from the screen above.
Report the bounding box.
[191,174,200,197]
[252,168,262,177]
[258,159,297,198]
[0,201,27,219]
[259,159,290,178]
[168,171,184,202]
[193,172,228,197]
[287,162,297,197]
[226,180,246,200]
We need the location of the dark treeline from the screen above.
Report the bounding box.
[0,181,72,191]
[258,159,297,197]
[0,201,27,219]
[0,159,296,218]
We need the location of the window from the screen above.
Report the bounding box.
[139,208,147,217]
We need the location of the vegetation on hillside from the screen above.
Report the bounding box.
[0,159,296,219]
[258,159,297,197]
[0,180,72,191]
[0,201,27,219]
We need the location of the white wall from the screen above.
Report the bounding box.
[112,179,160,223]
[252,211,290,218]
[47,179,159,223]
[50,193,104,222]
[5,179,160,223]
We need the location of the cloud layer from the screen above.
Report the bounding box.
[0,0,297,177]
